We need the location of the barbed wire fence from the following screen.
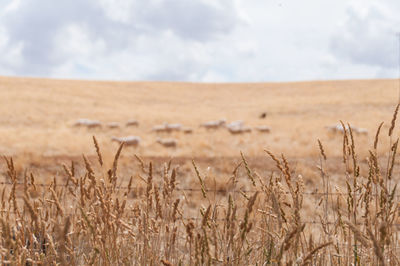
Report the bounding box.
[1,180,400,227]
[1,180,400,196]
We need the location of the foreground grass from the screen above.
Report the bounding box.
[1,108,400,265]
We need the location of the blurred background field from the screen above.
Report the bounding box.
[0,76,398,160]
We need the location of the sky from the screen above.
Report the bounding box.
[0,0,400,82]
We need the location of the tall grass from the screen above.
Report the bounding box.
[1,108,400,265]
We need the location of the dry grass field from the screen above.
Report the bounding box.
[0,76,398,159]
[1,76,400,264]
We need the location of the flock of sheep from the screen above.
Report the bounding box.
[73,119,368,148]
[325,124,368,135]
[73,118,271,148]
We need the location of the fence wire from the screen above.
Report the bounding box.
[1,181,400,197]
[1,180,400,226]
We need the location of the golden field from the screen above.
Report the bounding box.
[0,76,398,159]
[1,76,400,264]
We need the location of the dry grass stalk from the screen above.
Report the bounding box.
[374,122,384,150]
[277,224,305,265]
[111,142,124,182]
[389,103,400,137]
[388,139,399,180]
[50,187,64,217]
[154,185,162,219]
[367,228,386,266]
[300,241,333,266]
[92,135,103,166]
[192,160,207,198]
[146,162,153,212]
[318,139,327,160]
[134,154,147,173]
[23,196,38,224]
[265,150,284,173]
[343,220,370,248]
[241,151,256,187]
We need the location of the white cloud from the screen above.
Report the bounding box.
[0,0,243,80]
[329,2,400,77]
[0,0,399,82]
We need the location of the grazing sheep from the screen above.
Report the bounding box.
[152,123,174,133]
[255,125,271,133]
[227,120,244,128]
[73,119,102,128]
[126,120,139,127]
[226,120,252,134]
[200,119,226,129]
[107,122,120,129]
[111,136,141,146]
[354,127,368,135]
[152,123,182,133]
[156,138,177,148]
[227,125,252,134]
[183,127,193,134]
[326,124,368,135]
[166,123,182,132]
[152,123,168,133]
[326,124,349,134]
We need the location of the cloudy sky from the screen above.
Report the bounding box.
[0,0,399,82]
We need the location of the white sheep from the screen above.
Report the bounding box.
[227,120,244,128]
[200,119,226,129]
[354,127,368,135]
[255,126,271,133]
[156,138,177,148]
[126,120,139,127]
[226,120,252,134]
[152,123,182,133]
[326,124,348,134]
[111,136,141,146]
[166,123,182,132]
[152,123,170,133]
[107,122,120,129]
[227,125,252,134]
[73,119,102,129]
[326,124,368,135]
